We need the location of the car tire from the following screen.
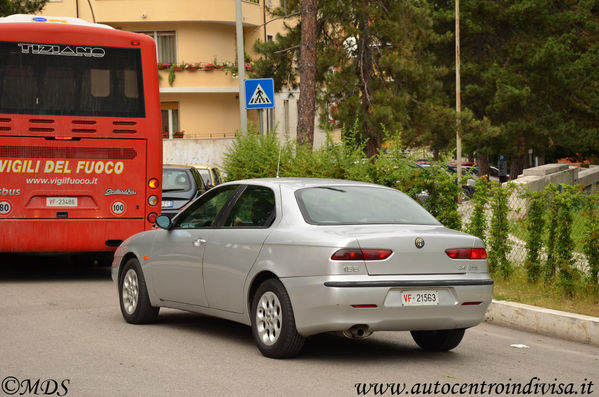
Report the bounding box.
[119,257,159,324]
[251,279,305,358]
[410,329,465,352]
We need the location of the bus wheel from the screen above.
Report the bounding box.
[119,258,159,324]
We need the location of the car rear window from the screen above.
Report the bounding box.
[162,169,192,191]
[295,186,440,225]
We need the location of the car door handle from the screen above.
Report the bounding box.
[193,238,206,247]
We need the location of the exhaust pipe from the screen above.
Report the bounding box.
[343,324,372,340]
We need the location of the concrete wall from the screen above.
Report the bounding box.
[273,89,341,147]
[509,163,599,218]
[513,163,599,193]
[163,138,234,168]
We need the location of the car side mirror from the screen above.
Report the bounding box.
[155,215,172,230]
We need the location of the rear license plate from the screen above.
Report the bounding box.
[46,197,78,207]
[401,290,439,306]
[161,200,174,208]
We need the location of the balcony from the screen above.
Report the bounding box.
[157,62,253,93]
[92,0,262,26]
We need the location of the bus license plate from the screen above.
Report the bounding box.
[162,200,174,208]
[46,197,78,207]
[401,290,439,306]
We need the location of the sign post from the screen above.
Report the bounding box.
[245,78,275,135]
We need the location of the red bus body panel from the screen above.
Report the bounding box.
[0,20,162,253]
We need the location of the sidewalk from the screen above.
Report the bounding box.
[485,300,599,346]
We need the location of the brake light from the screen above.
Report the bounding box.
[331,249,392,261]
[445,248,487,259]
[148,178,159,189]
[147,212,157,223]
[470,248,487,259]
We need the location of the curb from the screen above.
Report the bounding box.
[485,300,599,347]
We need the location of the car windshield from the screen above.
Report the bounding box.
[197,169,211,185]
[296,186,440,225]
[162,169,191,191]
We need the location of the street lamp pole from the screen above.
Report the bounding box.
[236,0,248,134]
[456,0,462,202]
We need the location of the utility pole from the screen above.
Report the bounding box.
[236,0,248,134]
[455,0,462,202]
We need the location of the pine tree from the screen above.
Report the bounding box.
[253,1,452,156]
[431,0,599,172]
[0,0,48,16]
[297,0,317,147]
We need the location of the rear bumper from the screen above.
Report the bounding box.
[0,218,145,252]
[282,275,493,337]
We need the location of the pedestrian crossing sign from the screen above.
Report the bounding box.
[245,78,275,109]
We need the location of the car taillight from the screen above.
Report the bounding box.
[331,249,392,261]
[148,178,159,189]
[445,248,487,259]
[470,248,488,259]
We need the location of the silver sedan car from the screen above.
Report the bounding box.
[112,178,493,358]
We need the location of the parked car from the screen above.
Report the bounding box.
[160,165,206,219]
[113,178,493,358]
[448,162,510,182]
[446,163,477,199]
[487,165,510,182]
[191,164,224,188]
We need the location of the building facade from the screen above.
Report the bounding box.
[40,0,288,140]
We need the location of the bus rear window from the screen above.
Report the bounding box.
[0,41,145,118]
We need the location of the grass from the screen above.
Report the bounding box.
[492,267,599,317]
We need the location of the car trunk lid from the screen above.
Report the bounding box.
[333,224,478,275]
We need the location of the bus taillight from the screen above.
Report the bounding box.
[148,178,159,189]
[148,195,159,206]
[147,213,158,223]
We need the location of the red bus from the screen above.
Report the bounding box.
[0,15,162,260]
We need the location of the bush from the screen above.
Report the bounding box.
[466,178,490,243]
[222,130,285,180]
[488,182,512,278]
[523,190,545,283]
[222,127,462,229]
[582,192,599,286]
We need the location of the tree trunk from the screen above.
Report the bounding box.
[477,152,489,180]
[296,0,317,148]
[358,11,376,157]
[509,135,528,180]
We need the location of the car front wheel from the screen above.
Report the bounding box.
[251,279,305,358]
[119,257,159,324]
[410,329,465,351]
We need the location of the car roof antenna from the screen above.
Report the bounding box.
[276,144,282,178]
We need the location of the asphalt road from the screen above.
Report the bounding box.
[0,255,598,397]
